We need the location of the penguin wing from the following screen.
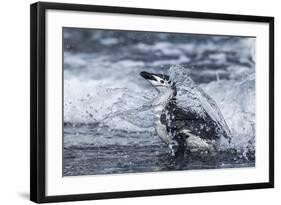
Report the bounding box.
[195,87,232,141]
[165,101,220,141]
[171,109,220,140]
[168,65,231,141]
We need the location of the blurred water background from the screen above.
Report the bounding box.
[63,28,255,176]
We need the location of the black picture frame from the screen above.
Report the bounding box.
[30,1,274,203]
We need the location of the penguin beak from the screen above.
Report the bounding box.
[139,71,156,81]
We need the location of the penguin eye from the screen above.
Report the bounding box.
[160,80,164,84]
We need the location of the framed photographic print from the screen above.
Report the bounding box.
[30,1,274,203]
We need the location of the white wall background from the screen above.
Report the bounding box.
[0,0,278,204]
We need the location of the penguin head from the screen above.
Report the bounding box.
[140,71,173,92]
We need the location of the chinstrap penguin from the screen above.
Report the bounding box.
[140,70,232,157]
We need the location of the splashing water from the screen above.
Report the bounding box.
[64,65,255,175]
[63,29,255,176]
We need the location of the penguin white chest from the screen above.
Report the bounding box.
[153,91,173,145]
[154,112,171,144]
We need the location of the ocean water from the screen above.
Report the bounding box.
[63,28,256,176]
